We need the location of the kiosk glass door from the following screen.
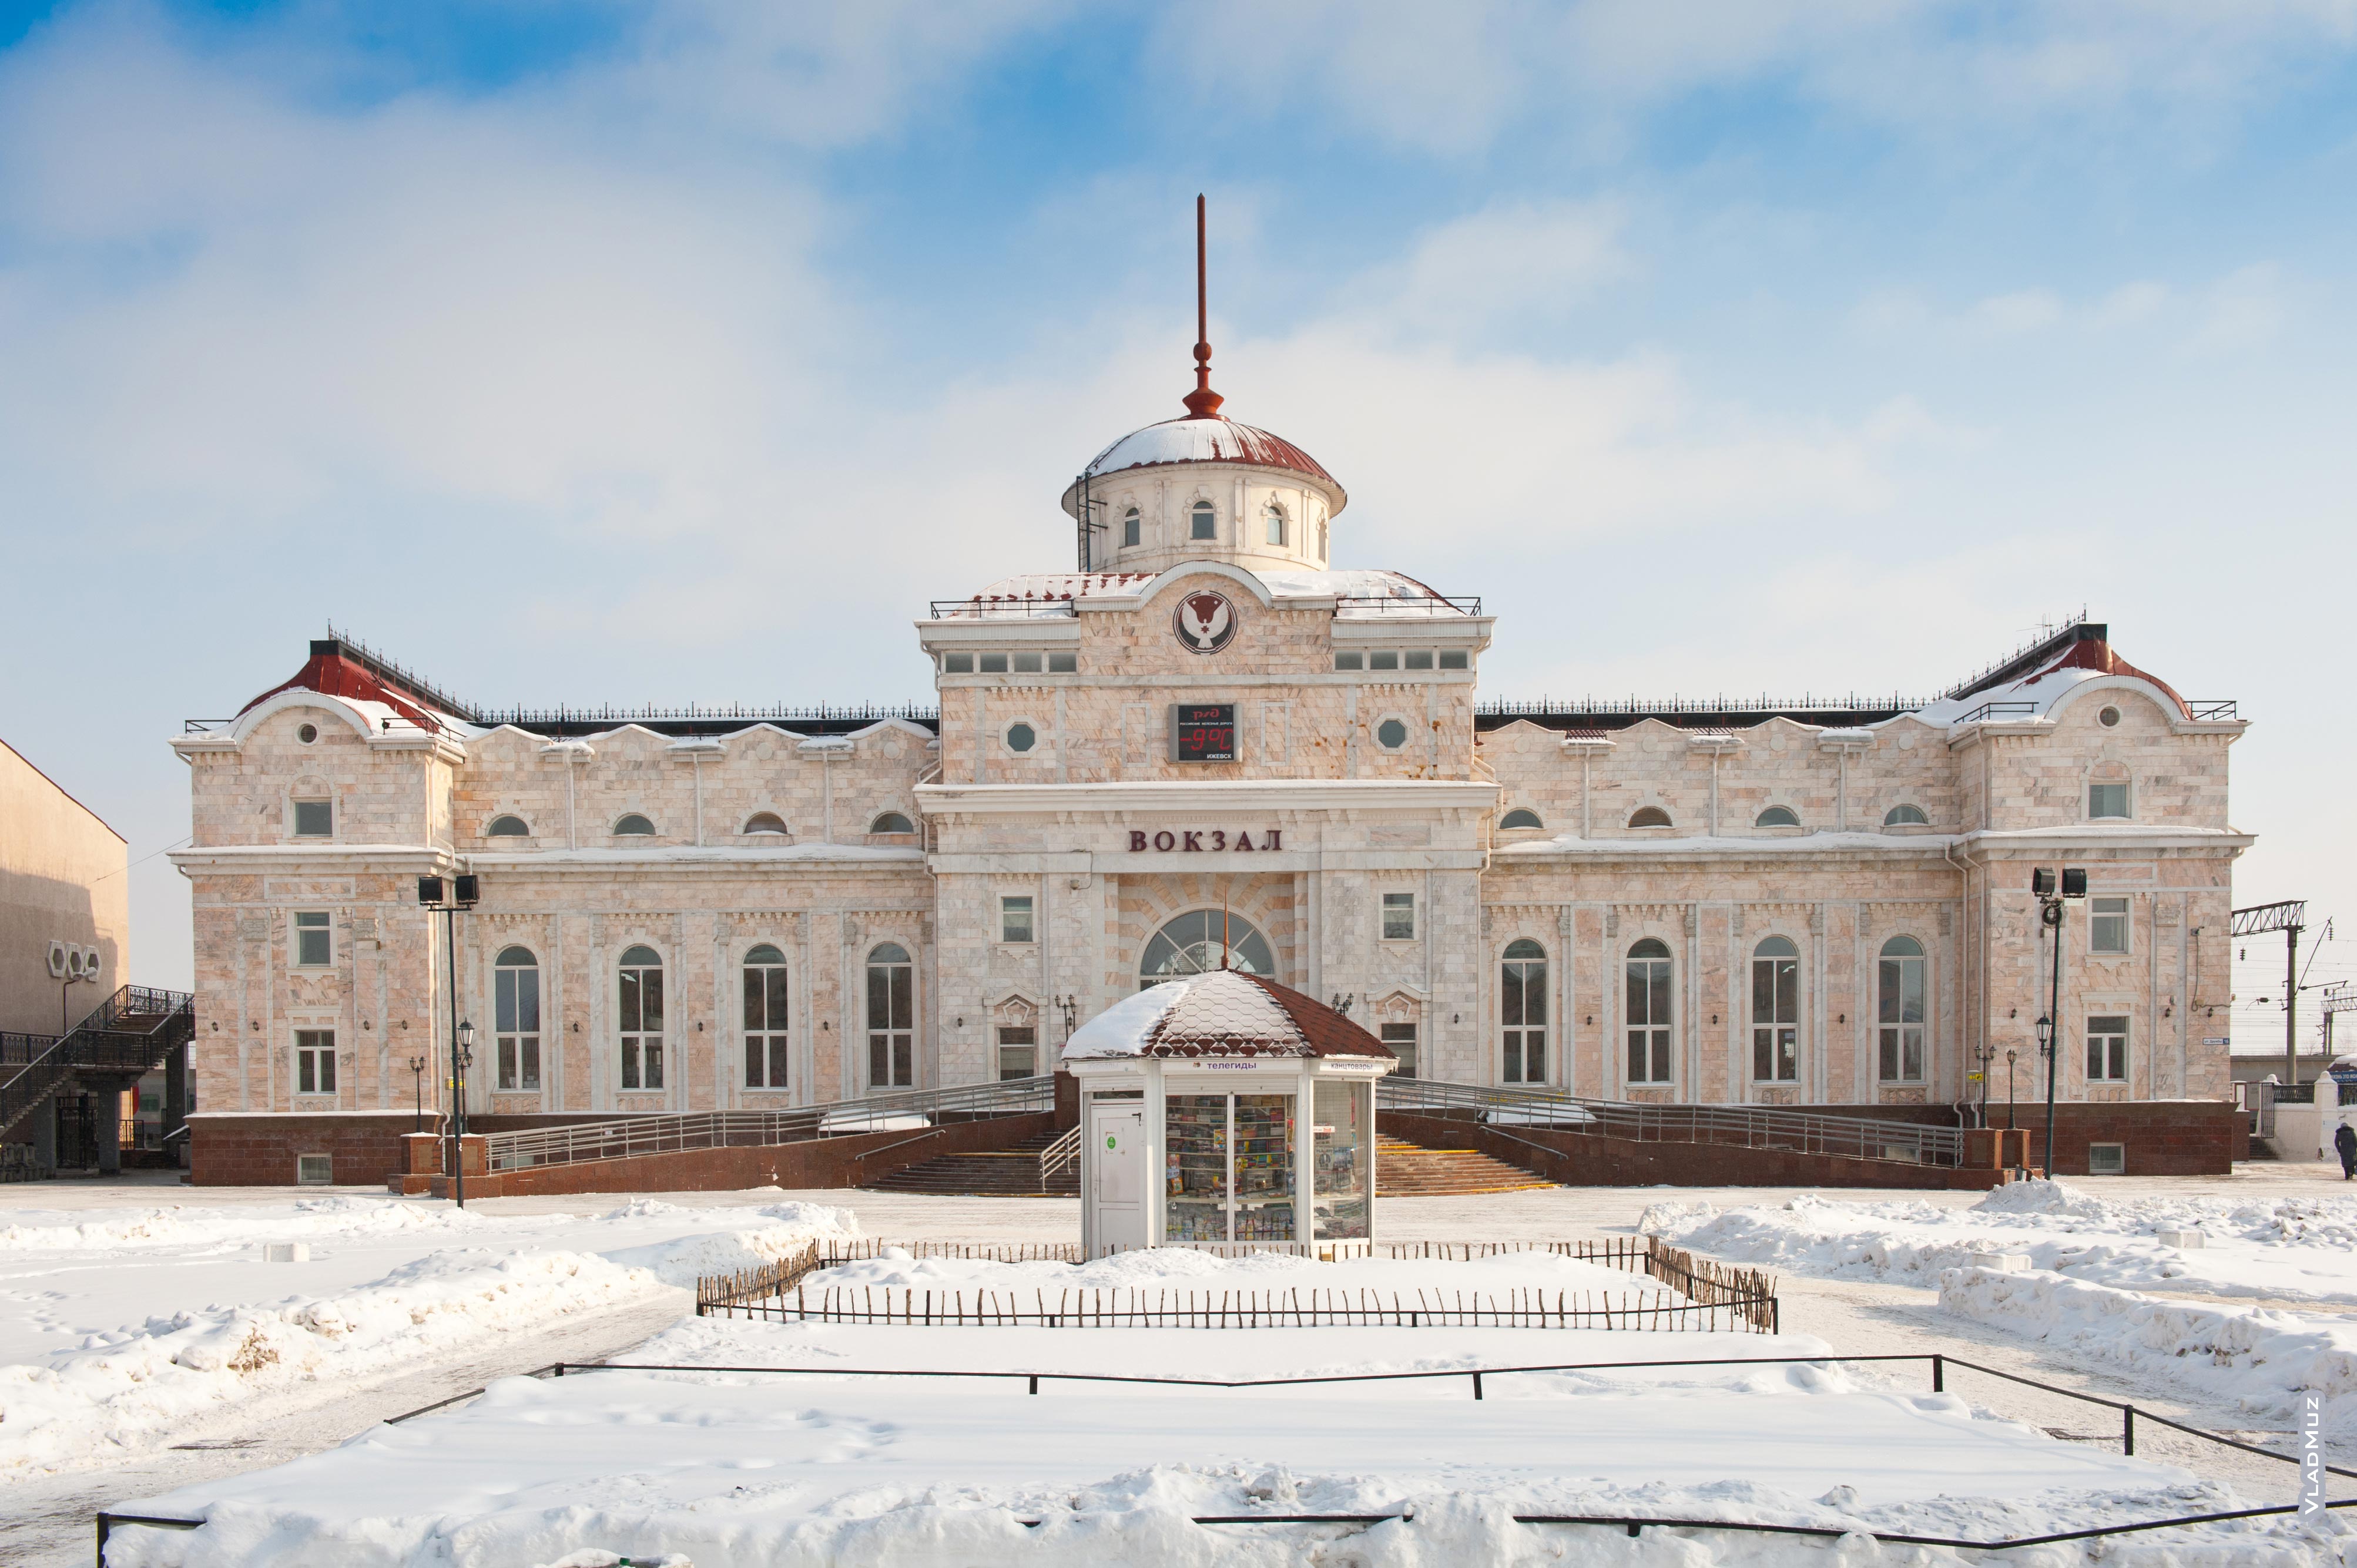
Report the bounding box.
[1165,1090,1295,1243]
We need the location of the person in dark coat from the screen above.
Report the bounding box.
[2335,1119,2356,1180]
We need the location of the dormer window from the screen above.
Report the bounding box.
[1263,502,1287,546]
[1190,501,1215,541]
[1122,507,1141,548]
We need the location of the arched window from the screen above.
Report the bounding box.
[1883,804,1929,827]
[1317,519,1328,559]
[869,812,916,835]
[1628,806,1672,830]
[743,943,789,1089]
[742,812,788,836]
[866,942,914,1087]
[618,945,664,1090]
[1625,938,1673,1084]
[1139,911,1273,989]
[1122,506,1141,548]
[495,945,540,1091]
[1189,500,1216,541]
[1751,936,1798,1083]
[1755,805,1799,829]
[613,813,655,837]
[1500,808,1544,830]
[1263,501,1287,546]
[1877,936,1926,1083]
[1501,939,1547,1084]
[487,814,530,838]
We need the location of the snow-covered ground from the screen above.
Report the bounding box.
[0,1193,857,1478]
[103,1311,2252,1568]
[1643,1178,2357,1304]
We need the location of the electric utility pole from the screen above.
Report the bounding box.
[2232,901,2308,1086]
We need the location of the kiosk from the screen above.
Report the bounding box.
[1062,971,1396,1257]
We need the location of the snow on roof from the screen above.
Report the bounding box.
[1913,633,2192,727]
[1061,971,1395,1062]
[1082,417,1339,492]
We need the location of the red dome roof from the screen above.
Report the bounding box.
[1083,417,1339,491]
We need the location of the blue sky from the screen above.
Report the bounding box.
[3,1,2354,1020]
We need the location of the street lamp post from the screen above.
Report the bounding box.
[418,874,481,1206]
[2030,866,2085,1178]
[408,1055,428,1134]
[2004,1049,2019,1134]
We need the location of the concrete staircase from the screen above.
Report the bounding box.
[864,1130,1078,1197]
[1375,1133,1554,1195]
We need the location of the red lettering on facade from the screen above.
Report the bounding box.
[1153,831,1175,851]
[1265,829,1282,850]
[1182,831,1202,852]
[1233,831,1254,851]
[1129,831,1148,852]
[1210,830,1227,851]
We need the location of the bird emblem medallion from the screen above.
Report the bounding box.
[1174,590,1237,654]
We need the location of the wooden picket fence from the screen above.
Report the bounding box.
[695,1234,1776,1332]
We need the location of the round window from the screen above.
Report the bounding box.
[2098,706,2121,727]
[1005,723,1037,753]
[1376,718,1409,750]
[296,723,318,744]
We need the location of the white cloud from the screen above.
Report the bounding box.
[1331,199,1633,341]
[1151,0,2357,155]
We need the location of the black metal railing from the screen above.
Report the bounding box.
[0,986,195,1141]
[1333,592,1481,616]
[1954,700,2039,724]
[1380,1077,1965,1167]
[2186,700,2239,721]
[928,599,1082,619]
[1476,693,1930,718]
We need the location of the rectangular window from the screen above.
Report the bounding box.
[1380,1022,1419,1079]
[997,1025,1037,1080]
[1625,958,1672,1083]
[1751,957,1799,1082]
[978,653,1008,674]
[294,1028,336,1095]
[296,1153,333,1186]
[1438,650,1468,670]
[293,911,332,968]
[619,966,665,1091]
[2088,782,2130,819]
[2087,1141,2127,1174]
[2090,897,2130,955]
[1404,650,1434,670]
[293,799,333,837]
[496,965,541,1091]
[2087,1015,2129,1082]
[1333,652,1363,671]
[1123,513,1141,547]
[943,652,973,673]
[743,964,790,1089]
[1381,892,1416,941]
[1876,957,1926,1082]
[1368,651,1399,671]
[1266,510,1286,545]
[1012,652,1042,673]
[1000,895,1035,944]
[1191,506,1216,541]
[1047,652,1077,673]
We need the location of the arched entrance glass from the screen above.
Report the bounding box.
[1139,911,1275,989]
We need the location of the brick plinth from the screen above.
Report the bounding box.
[189,1111,419,1187]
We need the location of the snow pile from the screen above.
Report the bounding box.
[1940,1265,2357,1439]
[102,1315,2295,1568]
[0,1198,856,1476]
[1642,1181,2357,1304]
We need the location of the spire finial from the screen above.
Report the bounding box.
[1182,193,1223,419]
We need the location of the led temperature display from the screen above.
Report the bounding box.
[1171,703,1236,763]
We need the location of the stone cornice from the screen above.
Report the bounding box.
[1491,822,2251,867]
[916,780,1498,815]
[170,844,458,876]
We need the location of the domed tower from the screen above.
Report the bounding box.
[1060,198,1346,578]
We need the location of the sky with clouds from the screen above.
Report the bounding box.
[2,0,2353,1016]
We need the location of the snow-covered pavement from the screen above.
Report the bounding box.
[0,1190,858,1478]
[104,1315,2225,1568]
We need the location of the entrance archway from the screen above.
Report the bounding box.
[1139,910,1274,989]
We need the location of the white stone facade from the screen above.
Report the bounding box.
[170,414,2250,1128]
